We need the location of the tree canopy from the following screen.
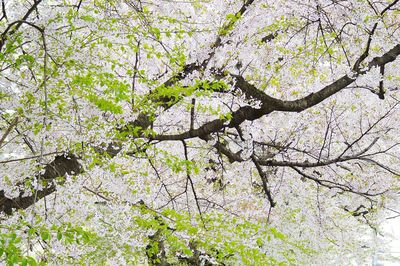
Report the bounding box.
[1,0,400,265]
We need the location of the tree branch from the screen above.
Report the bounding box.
[0,154,82,215]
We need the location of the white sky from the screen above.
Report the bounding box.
[375,217,400,265]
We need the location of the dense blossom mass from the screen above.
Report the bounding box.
[1,0,400,264]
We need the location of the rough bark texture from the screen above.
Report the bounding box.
[0,154,82,215]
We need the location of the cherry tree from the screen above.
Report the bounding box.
[1,0,400,264]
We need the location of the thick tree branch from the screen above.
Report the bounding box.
[153,43,400,141]
[0,154,82,215]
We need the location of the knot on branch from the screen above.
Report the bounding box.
[42,153,82,180]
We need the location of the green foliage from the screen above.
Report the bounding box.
[0,219,102,266]
[132,206,314,265]
[2,0,395,264]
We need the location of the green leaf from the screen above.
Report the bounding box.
[40,230,50,241]
[27,256,37,266]
[270,227,286,240]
